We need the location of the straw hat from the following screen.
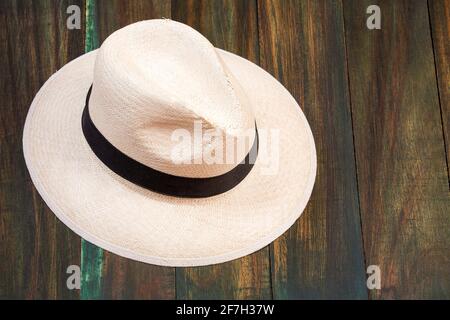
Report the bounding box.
[23,19,316,266]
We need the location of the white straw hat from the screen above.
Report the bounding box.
[23,19,316,266]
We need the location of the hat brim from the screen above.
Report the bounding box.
[23,49,316,267]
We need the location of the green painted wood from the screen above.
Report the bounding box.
[0,0,85,299]
[258,0,368,299]
[80,0,175,299]
[429,0,450,185]
[80,240,103,299]
[85,0,99,52]
[171,0,271,299]
[80,0,104,300]
[343,0,450,299]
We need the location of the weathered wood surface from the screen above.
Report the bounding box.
[172,0,271,300]
[1,0,449,299]
[0,0,84,299]
[429,0,450,184]
[258,0,367,299]
[343,0,450,299]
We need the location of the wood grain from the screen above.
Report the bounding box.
[258,0,367,299]
[80,0,103,300]
[95,0,171,42]
[172,0,271,299]
[344,0,450,299]
[429,0,450,185]
[80,0,175,299]
[1,0,449,300]
[0,0,84,299]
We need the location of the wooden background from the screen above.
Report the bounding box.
[0,0,449,299]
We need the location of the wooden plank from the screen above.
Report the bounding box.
[0,0,84,299]
[258,0,368,299]
[80,0,103,300]
[172,0,272,299]
[343,0,450,299]
[80,0,175,299]
[171,0,260,63]
[429,0,450,184]
[95,0,171,42]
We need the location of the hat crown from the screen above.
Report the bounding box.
[88,20,255,178]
